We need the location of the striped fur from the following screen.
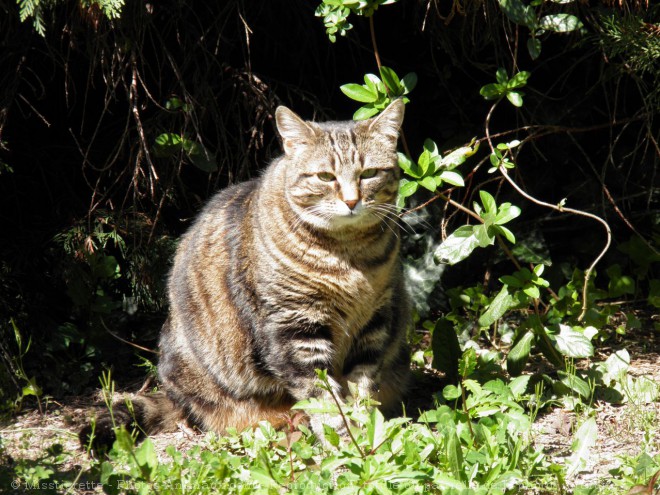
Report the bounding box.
[92,101,411,444]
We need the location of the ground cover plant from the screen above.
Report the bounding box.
[1,0,659,494]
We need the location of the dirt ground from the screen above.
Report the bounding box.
[1,313,658,494]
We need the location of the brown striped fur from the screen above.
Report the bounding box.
[82,100,410,448]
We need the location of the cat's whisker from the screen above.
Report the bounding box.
[375,203,433,231]
[368,209,402,240]
[369,205,417,236]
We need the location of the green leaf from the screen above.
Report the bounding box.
[480,83,505,100]
[558,370,592,399]
[417,150,431,175]
[367,408,386,450]
[539,13,583,33]
[432,318,461,384]
[401,72,418,93]
[398,152,423,178]
[498,0,537,27]
[509,374,531,397]
[507,331,534,376]
[438,170,464,187]
[439,142,479,169]
[434,225,480,265]
[479,190,497,214]
[134,439,158,480]
[379,66,402,95]
[567,417,597,476]
[153,133,183,158]
[323,424,341,447]
[475,223,494,247]
[522,284,540,299]
[554,324,594,358]
[250,467,281,488]
[442,384,461,401]
[478,285,516,327]
[459,348,478,377]
[398,179,419,198]
[188,143,218,173]
[494,204,521,225]
[508,71,530,89]
[606,264,635,297]
[364,73,380,93]
[496,67,508,85]
[527,38,542,59]
[496,225,516,244]
[419,176,437,192]
[506,91,524,107]
[353,105,380,120]
[447,431,466,482]
[340,83,377,103]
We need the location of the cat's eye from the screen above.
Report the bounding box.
[317,172,336,182]
[360,169,379,179]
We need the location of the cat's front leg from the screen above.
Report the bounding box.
[341,307,393,403]
[265,317,349,442]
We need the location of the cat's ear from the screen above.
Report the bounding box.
[366,99,405,146]
[275,106,320,156]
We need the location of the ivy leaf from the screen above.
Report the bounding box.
[340,83,377,103]
[434,225,480,265]
[527,38,542,59]
[539,13,583,33]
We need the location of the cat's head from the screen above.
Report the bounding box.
[275,100,404,232]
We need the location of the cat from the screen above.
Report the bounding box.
[80,99,411,450]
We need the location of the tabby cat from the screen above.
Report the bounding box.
[82,99,410,448]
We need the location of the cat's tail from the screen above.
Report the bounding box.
[78,391,182,456]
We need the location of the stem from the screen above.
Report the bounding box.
[485,101,612,322]
[368,14,413,158]
[368,16,382,71]
[325,379,365,458]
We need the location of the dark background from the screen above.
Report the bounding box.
[0,0,657,405]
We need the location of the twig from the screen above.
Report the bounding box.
[100,318,159,355]
[485,101,612,322]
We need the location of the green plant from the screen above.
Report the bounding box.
[7,319,43,414]
[18,0,124,35]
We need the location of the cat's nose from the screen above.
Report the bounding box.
[344,199,359,210]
